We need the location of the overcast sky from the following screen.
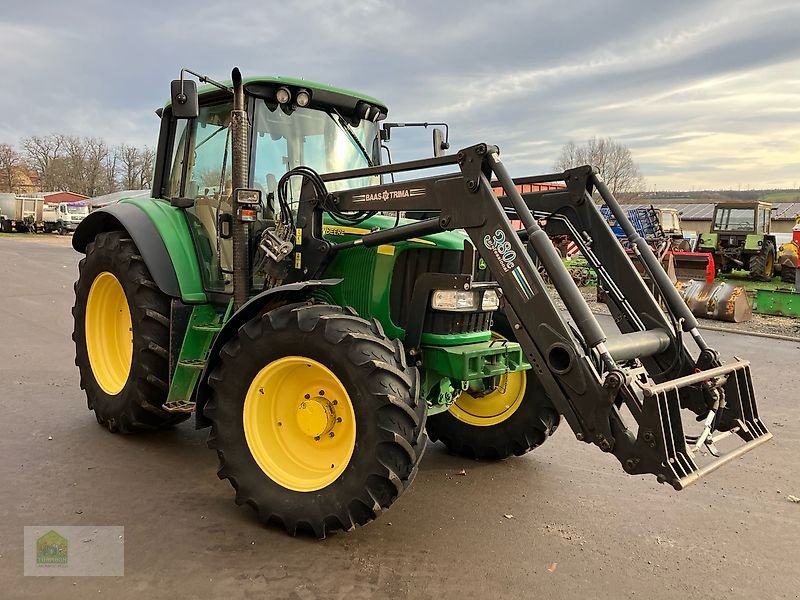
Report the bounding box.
[1,0,798,191]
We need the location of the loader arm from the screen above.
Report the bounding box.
[288,143,770,490]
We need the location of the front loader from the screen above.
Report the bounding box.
[71,68,771,537]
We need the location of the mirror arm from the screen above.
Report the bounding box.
[179,67,233,100]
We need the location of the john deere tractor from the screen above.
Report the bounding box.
[697,201,777,281]
[72,68,771,537]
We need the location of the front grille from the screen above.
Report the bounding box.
[390,248,493,336]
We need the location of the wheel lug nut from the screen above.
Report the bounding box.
[319,390,325,396]
[329,432,335,438]
[304,394,310,399]
[332,399,338,405]
[336,417,342,423]
[314,436,320,441]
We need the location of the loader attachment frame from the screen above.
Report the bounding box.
[286,143,770,490]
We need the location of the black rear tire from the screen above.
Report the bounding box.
[205,302,427,537]
[750,241,775,281]
[426,313,560,460]
[72,231,188,433]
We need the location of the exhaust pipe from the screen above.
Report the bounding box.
[230,67,249,310]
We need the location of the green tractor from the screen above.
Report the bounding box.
[72,68,771,537]
[697,201,777,281]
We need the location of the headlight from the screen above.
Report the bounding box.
[481,289,500,311]
[431,289,500,312]
[431,290,478,311]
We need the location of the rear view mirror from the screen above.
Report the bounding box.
[433,127,449,157]
[171,79,199,119]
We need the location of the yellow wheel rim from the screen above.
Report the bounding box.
[449,370,526,427]
[85,271,133,395]
[243,356,356,492]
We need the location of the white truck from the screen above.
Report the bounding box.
[42,201,90,234]
[0,194,44,233]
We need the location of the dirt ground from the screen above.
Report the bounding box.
[1,235,799,600]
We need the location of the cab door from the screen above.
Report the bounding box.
[164,101,234,294]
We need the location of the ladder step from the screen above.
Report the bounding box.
[178,359,206,369]
[191,323,223,332]
[163,401,196,413]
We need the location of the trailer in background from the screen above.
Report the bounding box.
[0,194,44,233]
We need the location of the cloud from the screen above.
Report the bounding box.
[0,0,797,189]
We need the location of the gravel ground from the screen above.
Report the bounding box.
[556,285,800,340]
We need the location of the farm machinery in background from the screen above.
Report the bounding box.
[776,214,800,284]
[600,204,752,322]
[697,202,776,281]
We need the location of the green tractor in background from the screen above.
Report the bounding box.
[697,201,777,281]
[72,68,770,537]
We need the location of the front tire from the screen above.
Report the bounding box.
[205,303,427,537]
[426,314,560,460]
[72,231,188,432]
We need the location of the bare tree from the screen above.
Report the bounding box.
[118,144,141,190]
[83,138,109,197]
[554,137,645,199]
[0,143,22,192]
[22,134,65,191]
[10,136,154,197]
[137,146,155,189]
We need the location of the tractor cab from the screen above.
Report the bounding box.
[710,201,772,235]
[153,76,387,294]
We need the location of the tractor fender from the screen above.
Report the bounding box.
[194,279,343,429]
[73,203,181,298]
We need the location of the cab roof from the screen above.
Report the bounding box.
[167,74,387,115]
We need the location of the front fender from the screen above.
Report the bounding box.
[194,279,343,429]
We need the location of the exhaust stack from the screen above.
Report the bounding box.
[230,67,249,309]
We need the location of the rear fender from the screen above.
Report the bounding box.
[194,279,343,429]
[73,200,206,303]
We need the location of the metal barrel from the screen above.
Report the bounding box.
[676,281,752,323]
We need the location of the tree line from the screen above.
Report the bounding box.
[0,135,154,197]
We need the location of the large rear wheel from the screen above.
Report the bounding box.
[426,314,560,460]
[72,231,188,432]
[750,241,775,281]
[205,303,426,537]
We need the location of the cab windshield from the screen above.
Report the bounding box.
[252,101,381,212]
[66,204,89,215]
[713,207,755,231]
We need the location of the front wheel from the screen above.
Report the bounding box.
[205,303,427,537]
[426,314,560,460]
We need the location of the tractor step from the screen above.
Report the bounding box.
[177,358,206,369]
[191,322,223,332]
[163,399,196,413]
